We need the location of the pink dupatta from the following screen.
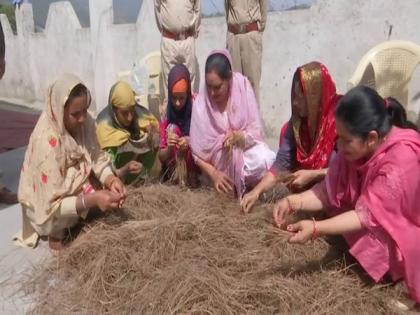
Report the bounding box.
[189,49,264,197]
[313,127,420,302]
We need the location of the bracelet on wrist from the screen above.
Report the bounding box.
[81,194,87,210]
[76,194,88,216]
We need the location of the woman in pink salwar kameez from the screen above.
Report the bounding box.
[273,86,420,308]
[190,50,275,198]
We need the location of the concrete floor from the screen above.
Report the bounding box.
[0,204,48,314]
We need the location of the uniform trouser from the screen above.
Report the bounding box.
[160,36,198,99]
[227,31,263,105]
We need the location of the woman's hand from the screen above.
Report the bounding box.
[283,169,325,191]
[272,197,292,228]
[105,175,126,206]
[177,136,189,151]
[211,169,233,193]
[232,131,246,149]
[223,131,245,149]
[287,220,316,244]
[223,131,234,148]
[93,190,123,212]
[115,161,143,179]
[117,161,143,179]
[167,132,179,147]
[125,161,143,175]
[109,176,126,196]
[240,189,260,214]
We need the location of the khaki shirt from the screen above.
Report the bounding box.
[225,0,268,31]
[154,0,201,36]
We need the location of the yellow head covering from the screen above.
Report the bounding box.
[110,81,136,108]
[96,81,159,149]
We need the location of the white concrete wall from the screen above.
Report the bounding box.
[0,0,419,141]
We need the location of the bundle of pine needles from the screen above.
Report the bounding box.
[24,185,403,314]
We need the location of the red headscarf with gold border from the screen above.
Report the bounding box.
[291,62,341,169]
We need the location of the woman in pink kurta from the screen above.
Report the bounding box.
[189,49,275,198]
[273,86,420,307]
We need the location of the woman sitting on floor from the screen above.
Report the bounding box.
[16,74,126,251]
[96,81,160,184]
[273,86,420,309]
[158,64,199,186]
[190,49,275,198]
[241,62,341,213]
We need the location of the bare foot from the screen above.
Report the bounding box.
[390,293,419,312]
[0,188,18,204]
[48,235,65,255]
[391,298,415,312]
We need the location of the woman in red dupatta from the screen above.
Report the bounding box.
[291,62,339,170]
[242,62,341,213]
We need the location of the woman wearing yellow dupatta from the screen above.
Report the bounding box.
[96,81,159,184]
[16,74,126,251]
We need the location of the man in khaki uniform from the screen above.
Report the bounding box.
[154,0,201,98]
[225,0,267,105]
